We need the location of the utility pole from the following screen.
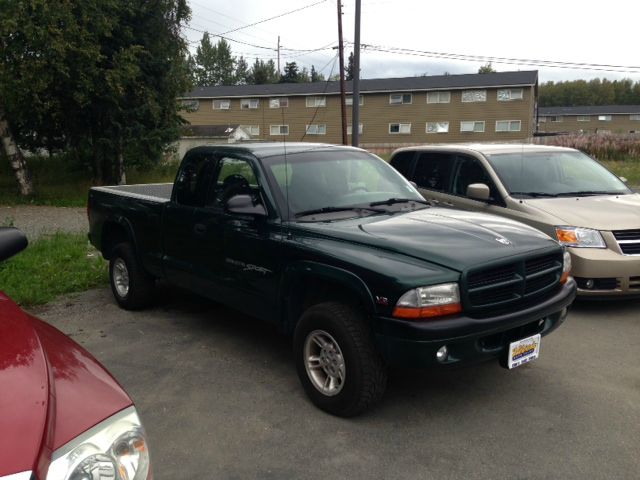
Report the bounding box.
[352,0,361,147]
[277,36,281,77]
[337,1,348,145]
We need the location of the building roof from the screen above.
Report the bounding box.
[539,105,640,116]
[183,70,538,99]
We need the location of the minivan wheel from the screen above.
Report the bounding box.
[109,243,155,310]
[293,301,387,417]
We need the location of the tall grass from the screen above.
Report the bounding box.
[0,154,179,206]
[534,133,640,161]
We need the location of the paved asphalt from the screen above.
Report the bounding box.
[35,287,639,480]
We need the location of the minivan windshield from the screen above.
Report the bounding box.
[261,149,425,219]
[486,151,631,198]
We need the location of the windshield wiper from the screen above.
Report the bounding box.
[509,191,558,198]
[555,190,621,197]
[369,198,431,207]
[295,206,386,218]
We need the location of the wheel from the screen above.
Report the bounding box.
[109,242,155,310]
[293,301,387,417]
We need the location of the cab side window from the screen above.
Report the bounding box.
[211,157,259,208]
[451,156,498,201]
[390,151,415,178]
[174,153,218,207]
[413,153,455,191]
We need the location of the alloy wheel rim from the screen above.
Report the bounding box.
[303,329,346,396]
[113,258,130,297]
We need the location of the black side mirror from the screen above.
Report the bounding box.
[0,227,28,262]
[226,194,267,216]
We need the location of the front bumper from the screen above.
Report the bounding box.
[569,240,640,297]
[375,278,576,368]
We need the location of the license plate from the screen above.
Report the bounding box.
[507,334,541,369]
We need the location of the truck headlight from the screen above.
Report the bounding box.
[555,226,605,248]
[393,282,461,320]
[46,406,150,480]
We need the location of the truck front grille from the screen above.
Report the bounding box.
[612,229,640,255]
[463,252,563,318]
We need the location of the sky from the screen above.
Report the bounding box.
[185,0,640,84]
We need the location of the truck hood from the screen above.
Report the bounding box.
[297,207,557,272]
[0,293,132,478]
[522,193,640,230]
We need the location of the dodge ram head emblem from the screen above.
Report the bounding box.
[495,237,511,245]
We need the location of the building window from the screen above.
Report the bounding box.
[305,124,326,135]
[270,125,289,136]
[180,99,200,112]
[345,95,364,106]
[243,125,260,136]
[630,114,640,121]
[577,116,590,122]
[460,121,485,133]
[240,98,259,109]
[495,120,522,132]
[461,90,487,102]
[550,116,563,122]
[538,117,547,123]
[598,115,612,121]
[426,122,449,133]
[426,91,451,104]
[389,123,411,134]
[347,124,363,135]
[269,98,289,108]
[213,99,231,110]
[306,96,326,107]
[389,93,412,104]
[497,89,523,101]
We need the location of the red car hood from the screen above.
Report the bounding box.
[0,292,132,478]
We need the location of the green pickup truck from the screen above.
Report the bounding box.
[88,143,576,416]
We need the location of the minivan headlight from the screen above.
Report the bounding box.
[393,282,461,320]
[555,226,605,248]
[46,406,150,480]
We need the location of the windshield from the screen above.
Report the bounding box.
[262,149,424,219]
[486,150,631,197]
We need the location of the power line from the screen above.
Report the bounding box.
[353,43,640,74]
[216,1,328,37]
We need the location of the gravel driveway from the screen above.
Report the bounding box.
[0,205,87,239]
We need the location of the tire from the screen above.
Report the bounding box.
[293,301,387,417]
[109,242,155,310]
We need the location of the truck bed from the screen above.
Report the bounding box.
[90,183,173,203]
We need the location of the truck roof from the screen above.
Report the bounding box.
[185,142,365,159]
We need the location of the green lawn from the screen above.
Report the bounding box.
[0,232,108,306]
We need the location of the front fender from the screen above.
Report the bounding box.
[280,260,376,334]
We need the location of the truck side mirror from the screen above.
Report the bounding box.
[466,183,491,201]
[226,194,267,216]
[0,227,28,262]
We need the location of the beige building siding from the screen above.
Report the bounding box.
[538,113,640,134]
[180,75,538,148]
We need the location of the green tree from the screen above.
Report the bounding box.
[215,38,236,86]
[235,56,250,85]
[346,52,355,81]
[281,62,300,83]
[248,59,278,84]
[0,0,192,186]
[478,62,496,74]
[194,33,217,86]
[310,65,324,82]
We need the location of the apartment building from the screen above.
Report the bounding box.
[538,105,640,134]
[179,70,539,149]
